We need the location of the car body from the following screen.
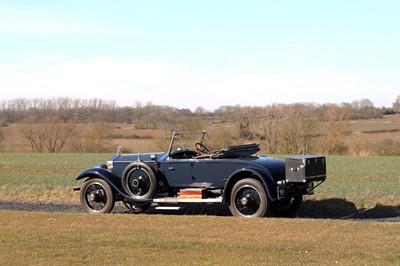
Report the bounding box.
[75,131,326,218]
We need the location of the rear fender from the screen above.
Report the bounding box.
[76,167,150,204]
[222,166,278,204]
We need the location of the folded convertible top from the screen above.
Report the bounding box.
[215,143,260,158]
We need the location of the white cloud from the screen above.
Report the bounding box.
[0,57,395,110]
[0,58,195,106]
[0,11,125,36]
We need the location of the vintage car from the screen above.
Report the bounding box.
[75,131,326,218]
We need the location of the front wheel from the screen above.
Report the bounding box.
[80,178,115,213]
[229,178,268,218]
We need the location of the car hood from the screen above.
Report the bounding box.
[109,152,166,162]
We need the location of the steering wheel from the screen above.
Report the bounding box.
[194,142,209,155]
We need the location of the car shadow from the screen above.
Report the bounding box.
[145,198,400,221]
[297,198,358,219]
[2,199,397,221]
[146,203,232,217]
[298,198,400,220]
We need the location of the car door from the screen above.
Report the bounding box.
[191,160,244,188]
[167,159,193,187]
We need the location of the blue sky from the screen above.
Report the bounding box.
[1,0,399,110]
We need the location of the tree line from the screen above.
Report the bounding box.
[0,96,399,126]
[0,96,400,155]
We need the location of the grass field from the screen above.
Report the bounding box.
[1,153,399,208]
[0,153,399,265]
[1,211,399,265]
[0,153,110,203]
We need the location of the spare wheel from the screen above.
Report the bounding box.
[121,162,157,199]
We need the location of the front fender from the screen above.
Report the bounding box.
[223,166,278,203]
[76,167,121,185]
[76,167,150,204]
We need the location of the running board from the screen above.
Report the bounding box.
[153,197,223,204]
[155,206,182,211]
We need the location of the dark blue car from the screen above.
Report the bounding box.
[75,131,326,218]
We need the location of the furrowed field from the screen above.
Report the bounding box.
[1,153,399,265]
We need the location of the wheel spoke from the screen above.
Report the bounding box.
[128,168,151,197]
[84,184,108,211]
[80,179,115,213]
[234,186,261,216]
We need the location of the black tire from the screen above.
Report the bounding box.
[121,162,157,199]
[268,196,303,217]
[80,178,115,213]
[229,178,268,218]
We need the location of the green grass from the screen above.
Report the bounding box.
[0,154,399,265]
[0,211,399,265]
[0,153,111,202]
[319,156,400,208]
[0,153,399,207]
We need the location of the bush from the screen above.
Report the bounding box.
[370,138,400,156]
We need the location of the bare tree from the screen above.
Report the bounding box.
[297,105,319,154]
[321,104,350,155]
[194,106,206,116]
[82,123,112,152]
[252,103,319,154]
[181,118,203,132]
[154,125,173,151]
[0,113,7,127]
[233,105,253,139]
[41,116,77,153]
[207,127,237,150]
[350,135,365,156]
[18,116,45,152]
[0,128,4,148]
[257,107,281,154]
[280,108,301,154]
[18,115,76,152]
[393,95,400,113]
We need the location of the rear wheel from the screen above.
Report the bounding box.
[229,178,268,218]
[80,178,115,213]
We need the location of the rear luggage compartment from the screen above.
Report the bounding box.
[285,156,326,183]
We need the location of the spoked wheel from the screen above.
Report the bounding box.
[80,178,115,213]
[268,196,303,217]
[229,178,268,218]
[122,162,157,199]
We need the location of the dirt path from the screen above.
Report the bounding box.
[1,200,399,222]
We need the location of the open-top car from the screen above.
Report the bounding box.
[75,131,326,218]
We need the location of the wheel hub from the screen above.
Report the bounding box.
[240,197,249,205]
[132,179,140,187]
[129,174,149,196]
[88,192,103,202]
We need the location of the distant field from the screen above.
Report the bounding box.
[348,114,400,132]
[0,153,399,209]
[2,114,400,154]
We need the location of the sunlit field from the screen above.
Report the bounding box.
[1,211,399,265]
[0,153,399,208]
[1,153,399,265]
